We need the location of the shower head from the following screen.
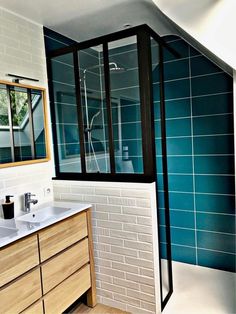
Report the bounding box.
[109,62,126,73]
[83,62,125,76]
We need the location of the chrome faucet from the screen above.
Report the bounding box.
[24,192,38,212]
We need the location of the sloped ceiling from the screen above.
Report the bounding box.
[152,0,236,71]
[0,0,178,40]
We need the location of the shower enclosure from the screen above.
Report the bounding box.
[47,24,180,311]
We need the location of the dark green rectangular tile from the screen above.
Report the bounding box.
[195,193,235,215]
[194,156,234,175]
[169,192,194,211]
[197,249,235,272]
[164,79,190,100]
[191,73,233,96]
[167,156,193,173]
[192,93,233,116]
[165,98,191,118]
[170,210,195,228]
[164,59,189,81]
[163,39,189,62]
[197,212,235,234]
[197,231,235,253]
[121,123,142,140]
[195,175,235,194]
[193,115,233,135]
[121,104,140,123]
[172,245,196,265]
[191,55,222,76]
[171,227,196,246]
[166,118,191,137]
[166,137,192,155]
[193,135,234,155]
[168,175,194,192]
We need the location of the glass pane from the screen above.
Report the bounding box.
[51,52,81,173]
[31,90,47,159]
[108,36,143,174]
[0,84,12,163]
[151,37,172,303]
[79,46,110,173]
[10,86,33,161]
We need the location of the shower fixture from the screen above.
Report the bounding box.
[82,62,125,172]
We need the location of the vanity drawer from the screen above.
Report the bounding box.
[41,238,89,293]
[0,234,39,287]
[44,264,91,314]
[0,268,42,314]
[22,300,44,314]
[38,211,88,262]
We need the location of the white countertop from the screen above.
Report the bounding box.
[0,201,91,248]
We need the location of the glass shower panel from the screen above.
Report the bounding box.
[51,52,81,172]
[108,37,143,174]
[79,46,110,173]
[0,84,12,163]
[151,37,172,305]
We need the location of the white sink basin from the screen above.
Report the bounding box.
[16,206,70,224]
[0,226,18,238]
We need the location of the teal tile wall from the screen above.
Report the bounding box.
[154,35,235,272]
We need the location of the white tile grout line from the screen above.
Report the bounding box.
[189,46,198,265]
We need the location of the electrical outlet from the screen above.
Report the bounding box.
[44,187,51,197]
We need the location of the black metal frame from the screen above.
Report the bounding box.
[46,24,176,310]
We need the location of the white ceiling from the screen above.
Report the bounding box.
[0,0,178,42]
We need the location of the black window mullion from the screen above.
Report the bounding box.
[103,43,115,174]
[159,44,173,309]
[137,31,155,179]
[27,88,36,159]
[6,86,15,162]
[46,58,60,176]
[73,50,86,173]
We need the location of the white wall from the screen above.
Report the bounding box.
[152,0,236,70]
[0,8,54,217]
[53,180,161,314]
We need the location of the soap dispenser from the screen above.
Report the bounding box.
[2,195,14,219]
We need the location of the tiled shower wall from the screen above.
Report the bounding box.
[53,180,159,314]
[154,36,235,272]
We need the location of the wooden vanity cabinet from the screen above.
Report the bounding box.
[0,208,96,314]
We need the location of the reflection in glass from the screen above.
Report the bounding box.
[51,53,81,173]
[108,37,143,174]
[0,84,12,163]
[79,46,110,173]
[10,86,33,161]
[31,90,47,159]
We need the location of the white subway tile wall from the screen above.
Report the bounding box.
[53,180,159,314]
[0,8,54,217]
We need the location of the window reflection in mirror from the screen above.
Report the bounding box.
[0,81,49,168]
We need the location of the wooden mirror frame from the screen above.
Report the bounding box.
[0,80,50,168]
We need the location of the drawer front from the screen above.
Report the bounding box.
[0,269,42,314]
[44,264,91,314]
[22,300,44,314]
[42,238,89,293]
[39,211,88,262]
[0,234,39,287]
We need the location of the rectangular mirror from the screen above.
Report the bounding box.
[0,81,50,168]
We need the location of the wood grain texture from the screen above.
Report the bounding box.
[0,234,39,287]
[41,238,89,294]
[21,300,44,314]
[0,269,42,314]
[44,264,91,314]
[86,208,97,307]
[72,303,130,314]
[38,211,88,262]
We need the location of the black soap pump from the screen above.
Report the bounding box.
[2,195,14,219]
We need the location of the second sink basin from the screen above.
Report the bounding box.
[16,206,70,224]
[0,226,18,238]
